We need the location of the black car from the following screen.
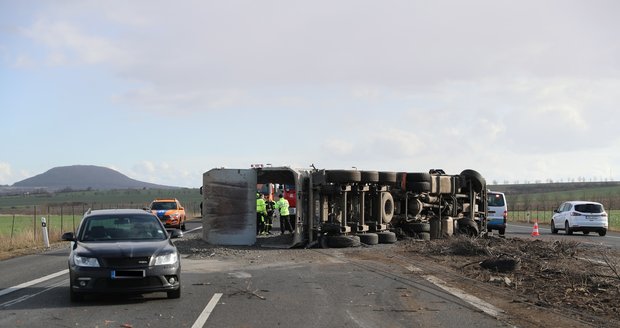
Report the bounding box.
[61,209,182,302]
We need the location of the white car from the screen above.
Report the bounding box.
[551,201,608,236]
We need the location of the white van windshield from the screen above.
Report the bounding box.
[488,193,505,207]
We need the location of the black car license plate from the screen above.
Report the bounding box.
[111,270,145,279]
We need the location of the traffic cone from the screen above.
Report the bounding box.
[531,220,540,237]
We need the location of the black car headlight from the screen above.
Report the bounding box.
[73,255,100,267]
[154,252,178,266]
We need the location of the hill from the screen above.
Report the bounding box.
[11,165,176,191]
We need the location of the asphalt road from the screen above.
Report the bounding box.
[2,219,619,327]
[504,221,620,249]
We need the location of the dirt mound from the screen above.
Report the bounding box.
[400,236,620,323]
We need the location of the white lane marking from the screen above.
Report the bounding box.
[1,279,67,308]
[186,226,203,233]
[0,269,68,298]
[423,275,504,318]
[191,292,222,328]
[404,264,504,318]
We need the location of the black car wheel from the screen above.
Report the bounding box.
[168,286,181,299]
[70,288,84,302]
[565,221,573,235]
[599,229,607,236]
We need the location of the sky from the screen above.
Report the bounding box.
[1,0,619,188]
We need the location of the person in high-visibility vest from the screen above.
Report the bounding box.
[275,193,292,234]
[256,193,267,235]
[265,196,275,235]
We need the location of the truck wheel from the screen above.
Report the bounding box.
[460,169,485,193]
[327,235,361,248]
[360,171,379,183]
[380,192,394,223]
[416,232,431,241]
[408,182,431,193]
[411,222,430,233]
[457,219,479,236]
[407,172,432,184]
[358,233,379,245]
[378,171,397,185]
[377,231,397,243]
[319,236,330,248]
[325,170,361,184]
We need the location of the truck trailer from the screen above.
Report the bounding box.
[201,166,487,248]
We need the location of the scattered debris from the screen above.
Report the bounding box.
[400,236,620,322]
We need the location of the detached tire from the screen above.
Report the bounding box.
[327,235,361,248]
[325,170,361,184]
[358,233,379,245]
[377,231,397,244]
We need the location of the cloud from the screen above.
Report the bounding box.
[22,19,127,66]
[0,163,12,185]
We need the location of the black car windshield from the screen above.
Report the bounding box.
[80,214,167,241]
[574,203,604,213]
[151,202,177,210]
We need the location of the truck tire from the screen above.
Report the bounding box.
[380,192,394,223]
[377,231,397,244]
[358,233,379,245]
[460,169,485,193]
[407,172,432,184]
[327,235,361,248]
[408,182,431,193]
[416,232,431,241]
[457,219,479,236]
[411,222,430,233]
[325,170,361,184]
[360,171,379,183]
[378,171,397,185]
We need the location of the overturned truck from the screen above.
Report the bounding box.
[202,167,487,248]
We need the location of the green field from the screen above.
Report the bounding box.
[0,188,203,251]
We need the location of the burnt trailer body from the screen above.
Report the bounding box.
[202,167,487,247]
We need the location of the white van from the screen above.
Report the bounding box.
[487,191,507,235]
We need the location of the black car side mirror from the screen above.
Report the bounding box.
[168,229,183,239]
[62,232,75,241]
